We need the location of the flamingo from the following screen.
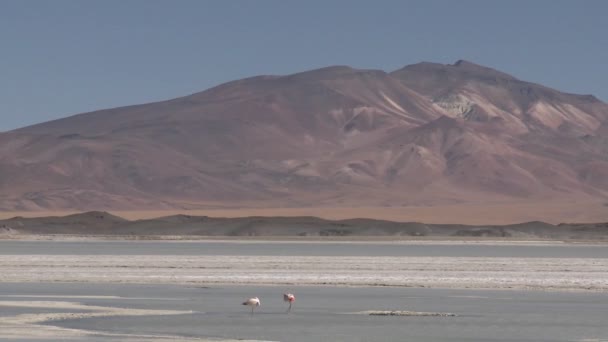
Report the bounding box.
[283,293,295,313]
[242,297,260,315]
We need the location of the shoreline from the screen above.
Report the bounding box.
[3,200,608,225]
[0,300,255,341]
[1,280,606,294]
[2,234,608,245]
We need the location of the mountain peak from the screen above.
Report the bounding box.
[284,65,385,82]
[451,59,518,80]
[453,59,479,67]
[393,60,518,81]
[295,65,356,74]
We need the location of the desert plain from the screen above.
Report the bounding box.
[0,219,607,342]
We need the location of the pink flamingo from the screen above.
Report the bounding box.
[283,293,295,313]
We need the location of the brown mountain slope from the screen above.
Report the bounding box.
[0,61,607,211]
[391,60,606,135]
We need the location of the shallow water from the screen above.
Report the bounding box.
[1,240,607,341]
[1,240,607,258]
[1,283,607,342]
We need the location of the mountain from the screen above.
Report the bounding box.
[1,60,607,211]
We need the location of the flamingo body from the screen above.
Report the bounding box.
[242,297,260,315]
[283,293,295,313]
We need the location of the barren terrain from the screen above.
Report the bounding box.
[1,254,606,291]
[1,60,607,218]
[1,210,607,240]
[2,199,608,225]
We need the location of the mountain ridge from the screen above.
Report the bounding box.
[1,210,607,240]
[1,60,607,213]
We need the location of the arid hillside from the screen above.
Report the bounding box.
[1,60,607,213]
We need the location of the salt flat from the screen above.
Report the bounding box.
[0,240,607,341]
[1,254,607,291]
[0,240,607,291]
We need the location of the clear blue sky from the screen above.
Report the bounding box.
[1,0,607,131]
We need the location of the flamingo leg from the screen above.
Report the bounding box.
[286,302,292,314]
[251,306,254,316]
